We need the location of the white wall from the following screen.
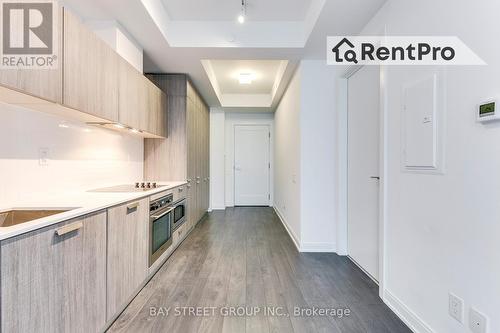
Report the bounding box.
[0,104,143,207]
[86,20,144,72]
[274,66,302,247]
[274,61,339,252]
[209,108,225,210]
[355,0,500,332]
[299,60,338,252]
[209,111,275,209]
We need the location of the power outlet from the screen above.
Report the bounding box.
[469,308,488,333]
[448,293,464,323]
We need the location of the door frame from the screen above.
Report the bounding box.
[341,63,389,298]
[226,118,274,207]
[233,124,271,206]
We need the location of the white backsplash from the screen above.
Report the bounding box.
[0,103,144,207]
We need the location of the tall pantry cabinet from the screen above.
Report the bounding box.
[144,74,210,228]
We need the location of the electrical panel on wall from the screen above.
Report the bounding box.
[402,72,445,173]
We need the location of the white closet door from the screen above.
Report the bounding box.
[347,66,380,281]
[234,125,270,206]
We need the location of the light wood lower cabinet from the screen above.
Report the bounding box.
[107,198,149,320]
[0,212,107,333]
[172,184,187,202]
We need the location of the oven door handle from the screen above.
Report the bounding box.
[151,207,174,220]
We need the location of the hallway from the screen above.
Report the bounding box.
[108,207,410,333]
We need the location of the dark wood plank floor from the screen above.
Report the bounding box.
[108,207,410,333]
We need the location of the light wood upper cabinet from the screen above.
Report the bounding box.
[145,77,168,137]
[63,9,119,122]
[0,6,63,103]
[107,198,149,320]
[0,212,107,333]
[118,58,148,130]
[0,6,167,137]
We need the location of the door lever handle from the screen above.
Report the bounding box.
[370,176,380,180]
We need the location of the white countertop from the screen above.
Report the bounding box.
[0,181,187,240]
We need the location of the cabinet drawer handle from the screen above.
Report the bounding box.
[178,187,184,192]
[55,221,83,236]
[127,202,140,210]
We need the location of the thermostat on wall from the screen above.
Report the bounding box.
[477,99,500,122]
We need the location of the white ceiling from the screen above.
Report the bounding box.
[60,0,387,112]
[143,0,326,48]
[201,59,288,108]
[209,60,282,94]
[163,0,314,21]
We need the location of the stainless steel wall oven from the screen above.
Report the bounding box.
[149,194,173,266]
[171,199,186,231]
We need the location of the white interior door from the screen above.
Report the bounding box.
[347,66,380,281]
[234,125,270,206]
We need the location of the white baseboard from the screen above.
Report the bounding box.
[383,290,434,333]
[300,242,336,253]
[273,206,301,252]
[273,207,337,253]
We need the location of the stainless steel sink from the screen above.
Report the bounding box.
[0,209,74,227]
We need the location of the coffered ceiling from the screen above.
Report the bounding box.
[162,0,313,21]
[202,59,288,108]
[144,0,326,48]
[60,0,387,111]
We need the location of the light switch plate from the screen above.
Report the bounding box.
[448,293,464,323]
[39,148,49,166]
[469,308,488,333]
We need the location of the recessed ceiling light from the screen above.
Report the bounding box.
[58,123,69,128]
[239,73,253,84]
[237,14,245,24]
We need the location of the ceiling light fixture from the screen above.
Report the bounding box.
[237,0,246,24]
[238,73,253,84]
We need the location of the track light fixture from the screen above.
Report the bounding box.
[237,0,247,24]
